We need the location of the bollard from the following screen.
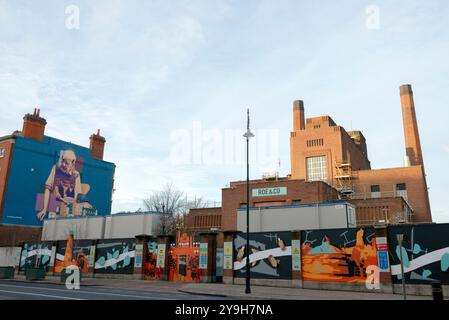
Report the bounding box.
[431,280,444,301]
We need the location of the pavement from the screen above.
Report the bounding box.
[179,283,432,300]
[0,276,433,300]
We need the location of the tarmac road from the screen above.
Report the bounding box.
[0,280,229,300]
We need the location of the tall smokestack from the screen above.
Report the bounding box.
[400,84,423,166]
[293,100,305,131]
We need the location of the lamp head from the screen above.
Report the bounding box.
[243,129,255,139]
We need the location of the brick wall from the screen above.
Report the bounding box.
[185,207,222,231]
[354,165,431,223]
[221,179,339,232]
[0,225,42,246]
[349,197,409,226]
[290,113,370,181]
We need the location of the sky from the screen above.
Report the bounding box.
[0,0,448,222]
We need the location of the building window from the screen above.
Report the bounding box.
[396,183,406,191]
[306,156,327,181]
[370,185,381,198]
[396,183,408,201]
[0,148,4,158]
[306,139,324,147]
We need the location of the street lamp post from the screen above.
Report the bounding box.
[243,109,254,294]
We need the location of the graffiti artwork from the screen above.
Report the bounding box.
[389,223,449,284]
[19,242,53,271]
[234,232,292,280]
[2,133,114,227]
[301,228,378,283]
[94,239,135,274]
[168,233,200,282]
[36,150,97,221]
[144,240,158,280]
[54,237,94,273]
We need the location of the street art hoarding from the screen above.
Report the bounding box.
[234,231,292,280]
[388,223,449,284]
[144,240,158,280]
[301,227,378,283]
[168,233,200,282]
[19,242,53,271]
[2,136,115,226]
[94,239,135,274]
[54,239,95,273]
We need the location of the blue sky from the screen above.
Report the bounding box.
[1,0,448,222]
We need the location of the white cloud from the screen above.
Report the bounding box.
[0,1,448,222]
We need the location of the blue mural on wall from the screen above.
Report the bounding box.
[19,242,53,271]
[94,239,136,274]
[2,136,115,226]
[388,223,449,284]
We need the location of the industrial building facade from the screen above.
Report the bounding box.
[187,84,432,237]
[289,84,431,224]
[0,109,116,246]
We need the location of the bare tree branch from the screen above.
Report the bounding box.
[143,183,206,236]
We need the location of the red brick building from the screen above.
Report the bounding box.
[186,84,432,236]
[290,84,431,224]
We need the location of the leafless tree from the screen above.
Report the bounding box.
[143,183,206,236]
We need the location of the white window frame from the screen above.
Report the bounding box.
[0,148,4,158]
[306,156,327,182]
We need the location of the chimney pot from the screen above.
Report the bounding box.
[22,108,47,141]
[90,130,106,160]
[400,84,413,96]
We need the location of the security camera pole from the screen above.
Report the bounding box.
[243,109,254,294]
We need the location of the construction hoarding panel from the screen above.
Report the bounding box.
[234,231,292,280]
[388,223,449,284]
[301,227,378,283]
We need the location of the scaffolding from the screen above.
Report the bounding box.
[334,161,356,200]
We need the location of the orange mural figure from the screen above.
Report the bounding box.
[63,233,74,266]
[301,228,378,283]
[76,251,89,273]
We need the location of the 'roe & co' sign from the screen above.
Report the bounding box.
[252,187,287,197]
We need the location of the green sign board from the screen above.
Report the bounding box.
[252,187,287,197]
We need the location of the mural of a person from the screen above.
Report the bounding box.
[36,150,88,221]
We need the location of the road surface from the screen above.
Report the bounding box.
[0,280,229,300]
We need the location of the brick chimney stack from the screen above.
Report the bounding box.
[400,84,423,166]
[89,129,106,160]
[22,108,47,141]
[293,100,305,131]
